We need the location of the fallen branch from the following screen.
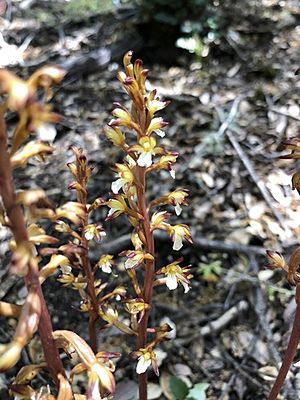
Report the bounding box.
[100,231,266,257]
[200,300,248,336]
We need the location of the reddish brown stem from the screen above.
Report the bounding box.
[76,159,99,353]
[136,166,155,400]
[268,284,300,400]
[0,112,64,387]
[81,239,99,353]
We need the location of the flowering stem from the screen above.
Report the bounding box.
[268,284,300,400]
[136,165,155,400]
[76,160,99,353]
[0,111,64,387]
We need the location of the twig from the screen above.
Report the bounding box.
[100,231,266,257]
[249,254,293,397]
[221,347,267,391]
[200,300,248,336]
[269,107,300,122]
[215,96,243,139]
[215,99,286,230]
[226,129,286,230]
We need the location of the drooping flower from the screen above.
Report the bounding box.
[150,152,178,179]
[168,224,193,251]
[124,298,150,323]
[280,137,300,159]
[150,211,170,231]
[111,163,135,194]
[53,330,116,398]
[149,189,189,216]
[95,254,114,274]
[112,107,132,125]
[131,136,162,168]
[158,259,192,293]
[83,224,106,242]
[106,195,128,220]
[133,348,159,376]
[105,126,126,148]
[120,250,154,270]
[146,117,168,137]
[146,90,170,119]
[167,189,189,215]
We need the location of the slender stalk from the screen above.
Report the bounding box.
[0,111,64,387]
[268,284,300,400]
[76,157,99,353]
[136,165,155,400]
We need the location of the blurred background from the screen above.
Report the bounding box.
[1,1,300,399]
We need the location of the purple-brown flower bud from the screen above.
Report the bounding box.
[266,250,287,270]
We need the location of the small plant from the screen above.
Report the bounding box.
[198,259,221,282]
[266,137,300,399]
[0,52,193,399]
[169,376,209,400]
[65,0,114,18]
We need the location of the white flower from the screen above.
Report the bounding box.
[131,136,158,168]
[83,225,106,242]
[101,262,112,274]
[60,264,72,274]
[136,354,152,374]
[166,273,178,290]
[96,255,114,274]
[111,164,134,194]
[36,122,57,142]
[137,151,153,168]
[84,231,95,241]
[173,234,183,251]
[170,225,192,251]
[170,169,176,179]
[160,260,192,294]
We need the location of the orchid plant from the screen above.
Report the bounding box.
[0,51,192,400]
[104,51,193,398]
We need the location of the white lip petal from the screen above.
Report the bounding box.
[89,378,101,400]
[174,203,182,216]
[182,281,190,293]
[36,123,57,142]
[111,178,123,194]
[155,129,165,137]
[136,356,151,374]
[166,273,178,290]
[170,169,176,179]
[61,264,72,274]
[107,208,116,218]
[84,231,94,241]
[101,263,112,274]
[173,234,183,251]
[137,152,152,168]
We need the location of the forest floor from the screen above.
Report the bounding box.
[1,1,300,399]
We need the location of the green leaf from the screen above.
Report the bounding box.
[169,376,189,400]
[187,383,209,400]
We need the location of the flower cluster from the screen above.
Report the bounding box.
[0,52,193,399]
[0,66,119,399]
[105,51,193,379]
